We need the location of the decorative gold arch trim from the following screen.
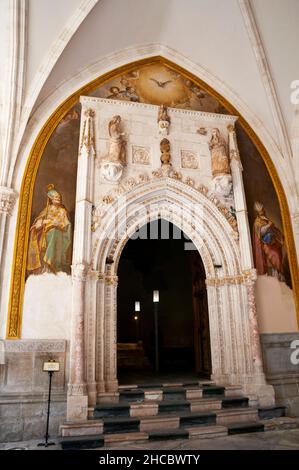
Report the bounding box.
[6,56,299,338]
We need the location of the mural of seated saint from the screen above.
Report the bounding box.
[252,201,284,281]
[27,184,72,276]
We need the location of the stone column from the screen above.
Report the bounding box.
[227,126,274,404]
[67,106,96,420]
[0,186,17,272]
[67,263,88,421]
[96,273,106,397]
[85,270,99,407]
[103,268,119,398]
[243,269,264,375]
[227,124,253,270]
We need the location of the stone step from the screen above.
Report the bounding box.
[119,389,145,401]
[162,387,187,401]
[60,416,299,448]
[60,419,103,437]
[180,411,216,427]
[60,434,104,450]
[94,403,130,418]
[93,395,248,421]
[187,425,228,439]
[202,385,225,397]
[227,421,264,435]
[148,428,189,441]
[103,416,140,434]
[216,407,259,425]
[158,400,190,414]
[222,396,249,408]
[258,405,286,420]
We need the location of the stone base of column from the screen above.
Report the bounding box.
[87,382,97,407]
[212,372,275,407]
[242,382,275,407]
[106,379,119,393]
[67,395,88,421]
[97,381,105,394]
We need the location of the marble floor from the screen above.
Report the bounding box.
[1,429,299,451]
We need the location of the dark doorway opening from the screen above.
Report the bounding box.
[117,219,211,384]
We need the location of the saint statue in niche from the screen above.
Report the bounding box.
[252,201,284,281]
[27,184,72,276]
[157,104,170,136]
[101,115,126,182]
[107,115,126,164]
[208,128,230,177]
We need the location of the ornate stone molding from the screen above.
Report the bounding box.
[1,339,66,353]
[206,269,257,287]
[79,108,96,156]
[92,173,238,234]
[0,186,18,215]
[68,383,87,397]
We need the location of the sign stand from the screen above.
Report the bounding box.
[37,360,60,448]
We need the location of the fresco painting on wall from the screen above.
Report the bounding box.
[27,184,72,276]
[25,62,293,295]
[252,201,284,282]
[92,63,226,113]
[26,103,81,280]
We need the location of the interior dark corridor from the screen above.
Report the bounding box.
[117,219,211,384]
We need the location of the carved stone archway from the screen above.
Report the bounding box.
[66,176,274,421]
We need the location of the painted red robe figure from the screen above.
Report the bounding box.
[252,201,284,280]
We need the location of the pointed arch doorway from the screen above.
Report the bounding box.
[117,218,212,384]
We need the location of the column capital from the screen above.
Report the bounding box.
[71,263,89,281]
[0,186,18,216]
[243,268,257,283]
[105,275,118,286]
[227,123,236,134]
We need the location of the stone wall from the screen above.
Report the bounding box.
[0,339,68,442]
[261,333,299,416]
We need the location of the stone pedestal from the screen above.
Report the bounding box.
[66,395,88,422]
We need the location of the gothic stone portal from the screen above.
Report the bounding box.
[66,97,274,421]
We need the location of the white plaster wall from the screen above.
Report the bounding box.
[256,275,298,333]
[21,272,72,339]
[26,0,83,94]
[251,0,299,132]
[37,0,275,140]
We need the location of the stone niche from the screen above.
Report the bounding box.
[0,340,68,442]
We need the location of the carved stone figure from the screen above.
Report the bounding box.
[160,138,171,166]
[209,128,230,178]
[212,174,233,198]
[157,105,170,136]
[101,115,126,182]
